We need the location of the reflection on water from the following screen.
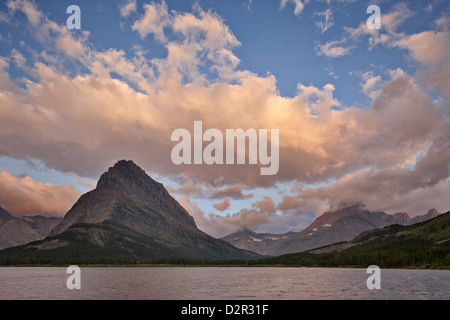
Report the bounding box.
[0,267,448,300]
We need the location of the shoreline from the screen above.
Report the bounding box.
[1,264,449,270]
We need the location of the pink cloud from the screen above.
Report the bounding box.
[0,171,82,217]
[209,185,253,200]
[213,198,230,211]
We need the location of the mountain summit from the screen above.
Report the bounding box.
[2,160,258,264]
[97,161,194,228]
[51,160,195,235]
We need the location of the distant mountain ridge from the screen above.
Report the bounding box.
[221,227,296,255]
[0,206,41,250]
[22,215,62,238]
[254,211,450,269]
[222,204,443,256]
[0,160,259,264]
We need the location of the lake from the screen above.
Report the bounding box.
[0,267,448,300]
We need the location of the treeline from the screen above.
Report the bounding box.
[249,238,450,269]
[2,238,448,267]
[0,246,252,266]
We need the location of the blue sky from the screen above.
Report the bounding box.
[0,0,449,237]
[4,0,435,101]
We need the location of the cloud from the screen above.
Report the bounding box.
[6,0,90,59]
[0,171,82,217]
[119,0,137,17]
[356,70,382,99]
[209,185,253,200]
[243,0,253,12]
[316,3,415,59]
[315,40,353,58]
[10,48,27,69]
[74,174,96,190]
[181,193,324,236]
[253,196,276,214]
[213,198,231,211]
[362,78,380,95]
[280,0,308,17]
[132,1,171,42]
[396,31,449,65]
[339,6,450,99]
[314,8,334,34]
[0,32,444,190]
[299,90,450,214]
[6,0,42,27]
[394,22,450,97]
[317,3,449,100]
[211,196,277,236]
[277,195,306,211]
[0,11,10,23]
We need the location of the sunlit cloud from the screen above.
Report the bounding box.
[0,171,82,217]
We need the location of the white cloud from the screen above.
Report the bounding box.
[360,71,382,98]
[314,8,334,34]
[132,1,171,41]
[119,0,137,17]
[244,0,253,11]
[7,0,90,59]
[10,48,26,69]
[315,40,353,58]
[280,0,308,17]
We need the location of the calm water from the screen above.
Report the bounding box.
[0,267,448,300]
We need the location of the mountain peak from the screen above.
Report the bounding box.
[96,160,173,207]
[51,159,197,235]
[0,206,13,224]
[97,160,156,190]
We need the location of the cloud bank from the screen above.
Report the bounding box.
[0,171,82,217]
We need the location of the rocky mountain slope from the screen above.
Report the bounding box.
[21,215,62,238]
[222,204,443,256]
[0,207,42,250]
[255,211,450,269]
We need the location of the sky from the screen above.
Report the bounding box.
[0,0,449,237]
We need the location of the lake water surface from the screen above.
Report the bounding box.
[0,267,448,300]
